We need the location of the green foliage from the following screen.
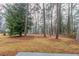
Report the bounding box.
[5,3,32,36]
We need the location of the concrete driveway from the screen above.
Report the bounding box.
[16,52,79,56]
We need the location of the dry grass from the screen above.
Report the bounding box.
[0,34,79,56]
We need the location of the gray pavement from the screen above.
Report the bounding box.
[16,52,79,56]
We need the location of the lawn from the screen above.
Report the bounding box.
[0,34,79,56]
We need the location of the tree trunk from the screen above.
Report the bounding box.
[76,24,79,41]
[71,3,73,33]
[24,3,29,36]
[3,33,6,36]
[67,4,71,34]
[58,4,62,34]
[43,3,46,37]
[50,4,54,36]
[19,32,22,36]
[56,3,60,39]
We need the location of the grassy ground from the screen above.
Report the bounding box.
[0,34,79,56]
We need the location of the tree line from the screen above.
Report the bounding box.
[2,3,79,39]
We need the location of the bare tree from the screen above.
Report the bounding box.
[67,3,71,34]
[43,3,46,37]
[56,3,61,39]
[71,3,73,33]
[50,3,54,36]
[24,3,29,36]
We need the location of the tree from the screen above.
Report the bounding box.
[32,3,41,34]
[24,3,28,36]
[76,24,79,41]
[67,4,71,34]
[5,3,32,36]
[56,3,61,39]
[43,3,46,37]
[50,3,54,36]
[70,3,74,33]
[58,4,63,34]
